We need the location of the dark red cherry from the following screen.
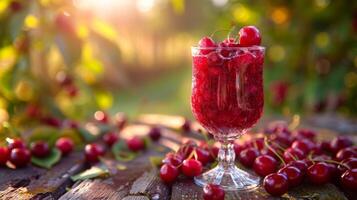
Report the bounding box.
[160,163,179,184]
[195,148,211,165]
[55,137,74,156]
[307,162,330,185]
[162,152,183,167]
[283,148,305,163]
[7,138,26,150]
[329,136,353,154]
[238,26,262,46]
[198,36,217,55]
[181,159,203,177]
[85,143,105,163]
[291,139,315,154]
[148,127,161,141]
[94,110,109,123]
[181,119,191,132]
[126,137,145,152]
[294,129,316,141]
[10,148,31,168]
[9,1,22,12]
[278,166,303,187]
[263,173,289,196]
[0,147,10,165]
[287,160,308,174]
[103,132,119,147]
[30,141,50,158]
[62,120,79,129]
[203,184,225,200]
[41,116,62,127]
[177,140,197,158]
[341,169,357,190]
[337,158,357,176]
[239,147,260,168]
[247,137,265,150]
[253,155,278,177]
[234,143,245,156]
[335,147,357,161]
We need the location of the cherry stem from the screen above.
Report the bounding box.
[210,29,231,38]
[227,25,239,43]
[264,137,286,165]
[309,159,351,170]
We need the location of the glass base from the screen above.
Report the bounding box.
[194,164,260,191]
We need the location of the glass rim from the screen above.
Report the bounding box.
[191,45,265,51]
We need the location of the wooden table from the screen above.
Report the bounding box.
[0,114,356,200]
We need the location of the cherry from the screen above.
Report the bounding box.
[337,158,357,176]
[320,140,331,152]
[181,119,191,132]
[162,152,183,167]
[94,111,109,123]
[65,84,78,97]
[115,112,127,130]
[103,132,119,147]
[62,120,78,129]
[293,129,316,141]
[307,162,330,185]
[126,137,145,152]
[55,137,74,156]
[210,145,219,160]
[341,169,357,190]
[283,148,305,163]
[9,1,22,12]
[203,184,225,200]
[233,143,245,156]
[238,26,261,46]
[55,12,76,35]
[287,160,308,174]
[195,147,211,165]
[177,140,197,158]
[41,116,62,127]
[198,36,217,55]
[239,147,260,168]
[329,136,353,154]
[263,173,289,196]
[160,163,179,184]
[148,127,161,141]
[181,159,203,177]
[246,137,265,150]
[85,143,105,163]
[7,138,26,150]
[26,104,41,118]
[10,148,31,168]
[0,147,10,165]
[291,139,315,154]
[278,166,303,187]
[270,131,293,147]
[253,155,278,177]
[30,141,50,158]
[335,147,356,161]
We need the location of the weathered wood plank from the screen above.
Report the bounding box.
[0,152,85,200]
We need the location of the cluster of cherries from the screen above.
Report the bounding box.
[158,122,356,199]
[0,137,75,168]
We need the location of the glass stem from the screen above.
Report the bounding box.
[217,138,235,170]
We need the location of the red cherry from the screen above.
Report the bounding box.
[55,12,76,34]
[210,145,219,160]
[320,140,331,152]
[246,137,265,150]
[291,139,315,154]
[330,136,353,154]
[270,132,293,147]
[26,104,41,118]
[0,147,10,165]
[181,119,191,132]
[30,141,50,158]
[162,152,183,167]
[126,137,145,152]
[65,84,78,97]
[233,143,245,155]
[85,143,105,163]
[181,159,203,177]
[115,112,127,130]
[7,138,26,150]
[307,162,330,185]
[294,129,316,141]
[10,148,31,168]
[238,26,261,46]
[62,120,79,129]
[263,173,289,196]
[177,140,197,158]
[160,163,179,184]
[94,111,109,123]
[9,1,22,12]
[198,36,217,55]
[195,148,211,165]
[287,160,308,174]
[55,137,74,156]
[103,132,119,147]
[336,147,356,161]
[41,116,62,127]
[337,158,357,176]
[283,148,305,163]
[341,169,357,190]
[253,155,278,177]
[278,166,303,187]
[203,184,225,200]
[148,127,161,141]
[239,147,260,168]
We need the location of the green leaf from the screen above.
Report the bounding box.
[31,148,61,169]
[78,123,111,142]
[112,140,138,162]
[149,156,163,168]
[71,166,109,182]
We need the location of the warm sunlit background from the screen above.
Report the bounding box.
[0,0,356,126]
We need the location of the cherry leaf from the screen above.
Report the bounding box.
[71,166,109,182]
[31,148,61,169]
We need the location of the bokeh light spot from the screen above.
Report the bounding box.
[315,0,330,9]
[0,108,9,124]
[25,15,39,29]
[271,7,289,25]
[268,45,286,62]
[211,0,228,7]
[315,32,330,48]
[15,80,34,101]
[137,0,156,13]
[345,72,357,88]
[233,4,256,24]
